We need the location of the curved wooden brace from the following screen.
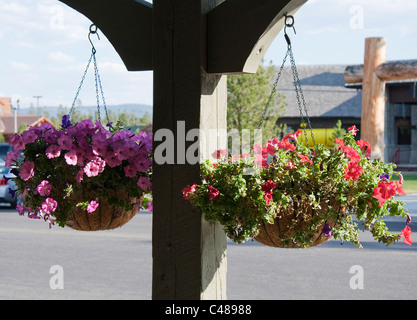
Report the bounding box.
[58,0,152,71]
[207,0,307,74]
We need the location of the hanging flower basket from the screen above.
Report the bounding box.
[6,116,153,231]
[183,127,412,248]
[254,197,344,248]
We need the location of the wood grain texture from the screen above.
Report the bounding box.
[345,60,417,84]
[152,0,227,300]
[361,37,386,161]
[207,0,307,74]
[59,0,152,71]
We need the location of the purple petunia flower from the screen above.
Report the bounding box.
[61,114,71,129]
[8,187,16,197]
[380,174,390,180]
[322,223,333,237]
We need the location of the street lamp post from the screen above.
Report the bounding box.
[13,99,20,133]
[33,96,42,117]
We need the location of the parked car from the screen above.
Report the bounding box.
[0,143,13,162]
[0,163,18,208]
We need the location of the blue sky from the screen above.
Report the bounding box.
[1,0,416,110]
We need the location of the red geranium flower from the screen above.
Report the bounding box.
[279,139,296,151]
[283,130,302,142]
[264,192,273,205]
[266,138,280,155]
[348,125,359,136]
[208,185,220,200]
[356,139,372,158]
[372,180,397,207]
[401,226,412,246]
[344,161,363,181]
[296,153,313,165]
[395,180,406,196]
[261,180,277,193]
[182,184,197,200]
[211,149,227,159]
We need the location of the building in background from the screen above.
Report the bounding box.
[0,97,54,142]
[275,65,416,169]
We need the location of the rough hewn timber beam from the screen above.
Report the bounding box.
[206,0,307,74]
[58,0,152,71]
[345,60,417,84]
[361,37,386,161]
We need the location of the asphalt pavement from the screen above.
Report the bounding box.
[1,195,416,300]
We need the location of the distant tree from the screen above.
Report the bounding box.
[331,119,346,143]
[18,122,28,134]
[50,106,149,128]
[139,112,151,125]
[227,61,287,152]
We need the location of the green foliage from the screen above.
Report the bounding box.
[227,62,287,148]
[184,129,409,248]
[331,119,346,142]
[50,104,151,131]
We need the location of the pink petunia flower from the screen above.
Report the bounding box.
[64,150,78,166]
[124,163,138,178]
[21,129,39,145]
[5,150,21,167]
[19,161,35,181]
[58,134,73,150]
[87,200,99,213]
[45,145,61,159]
[41,198,57,215]
[84,156,106,177]
[137,176,151,191]
[75,170,84,183]
[9,133,25,150]
[37,180,52,196]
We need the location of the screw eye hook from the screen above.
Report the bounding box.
[283,14,296,48]
[88,24,100,54]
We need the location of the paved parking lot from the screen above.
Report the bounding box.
[1,195,416,300]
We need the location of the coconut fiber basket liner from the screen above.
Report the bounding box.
[66,192,139,231]
[254,197,343,248]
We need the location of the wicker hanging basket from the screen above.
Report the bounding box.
[65,197,137,231]
[65,189,142,231]
[254,198,343,248]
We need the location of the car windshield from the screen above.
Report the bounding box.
[0,144,12,160]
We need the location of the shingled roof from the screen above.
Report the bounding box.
[276,65,362,118]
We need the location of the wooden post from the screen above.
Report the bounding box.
[152,0,227,300]
[346,38,417,163]
[361,37,387,161]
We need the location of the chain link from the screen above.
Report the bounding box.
[289,49,316,150]
[69,25,110,125]
[255,15,316,158]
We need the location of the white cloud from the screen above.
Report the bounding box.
[48,51,74,63]
[9,61,34,71]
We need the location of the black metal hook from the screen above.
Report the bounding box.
[88,24,100,54]
[283,14,296,48]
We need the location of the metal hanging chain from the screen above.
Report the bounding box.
[255,14,316,151]
[69,24,110,125]
[256,50,290,132]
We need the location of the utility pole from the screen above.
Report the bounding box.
[12,99,20,133]
[33,96,42,117]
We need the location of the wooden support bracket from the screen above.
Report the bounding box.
[58,0,153,71]
[59,0,306,75]
[206,0,307,74]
